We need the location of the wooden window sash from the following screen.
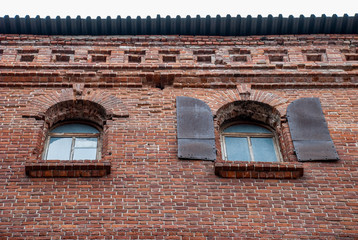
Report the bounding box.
[221,130,281,162]
[44,134,100,160]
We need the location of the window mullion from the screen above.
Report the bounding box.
[222,136,228,160]
[70,137,76,160]
[247,137,255,162]
[43,136,51,160]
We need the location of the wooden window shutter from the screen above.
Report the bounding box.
[176,96,216,161]
[287,98,339,161]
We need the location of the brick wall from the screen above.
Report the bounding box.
[0,34,357,239]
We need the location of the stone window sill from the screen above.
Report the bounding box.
[214,161,304,179]
[25,160,111,178]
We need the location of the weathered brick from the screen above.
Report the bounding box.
[0,34,357,239]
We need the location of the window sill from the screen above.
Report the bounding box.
[25,160,111,178]
[214,161,304,179]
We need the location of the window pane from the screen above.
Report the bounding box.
[47,137,72,160]
[73,148,97,160]
[225,137,251,161]
[224,124,271,133]
[251,137,278,162]
[51,123,99,133]
[75,138,98,148]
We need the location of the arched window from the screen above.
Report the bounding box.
[221,123,281,162]
[44,123,101,160]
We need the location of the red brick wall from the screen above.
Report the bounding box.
[0,34,357,239]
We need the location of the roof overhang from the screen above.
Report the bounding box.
[1,14,357,36]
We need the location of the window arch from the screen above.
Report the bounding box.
[44,122,102,160]
[221,123,281,162]
[216,100,284,163]
[35,99,111,161]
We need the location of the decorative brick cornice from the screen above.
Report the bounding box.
[1,36,358,88]
[1,36,358,76]
[1,34,358,46]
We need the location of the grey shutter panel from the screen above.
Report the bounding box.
[287,98,339,161]
[176,96,216,161]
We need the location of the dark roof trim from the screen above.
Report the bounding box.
[1,14,357,36]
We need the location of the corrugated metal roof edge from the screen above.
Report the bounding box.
[1,14,357,36]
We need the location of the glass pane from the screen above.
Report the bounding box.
[224,124,271,133]
[75,138,98,148]
[225,137,251,161]
[51,123,99,133]
[251,137,278,162]
[73,148,97,160]
[47,137,72,160]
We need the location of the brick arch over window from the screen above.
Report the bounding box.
[214,98,293,163]
[207,85,288,117]
[40,100,110,163]
[215,100,282,129]
[24,88,129,121]
[44,99,108,128]
[25,88,129,160]
[35,99,113,161]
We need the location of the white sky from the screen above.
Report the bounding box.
[0,0,357,18]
